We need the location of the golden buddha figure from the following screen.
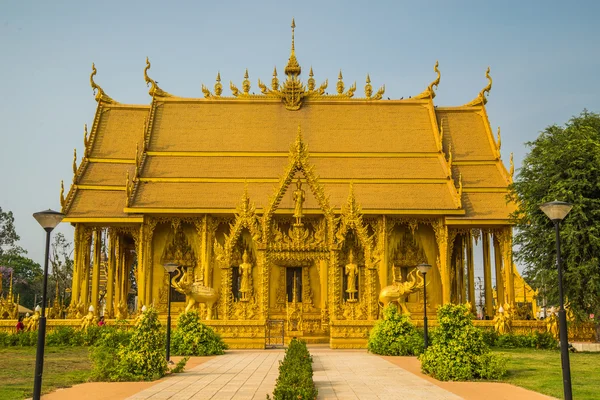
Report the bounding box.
[293,177,305,226]
[345,249,358,302]
[239,250,252,301]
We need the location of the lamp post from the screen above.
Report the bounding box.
[32,209,64,400]
[540,200,573,400]
[417,263,432,349]
[163,263,178,363]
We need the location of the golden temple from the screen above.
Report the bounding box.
[59,21,526,348]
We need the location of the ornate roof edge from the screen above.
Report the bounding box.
[90,63,118,104]
[127,102,155,207]
[144,57,173,98]
[463,66,492,107]
[261,125,334,236]
[413,61,441,100]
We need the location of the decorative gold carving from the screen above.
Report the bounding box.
[214,72,223,97]
[125,171,132,207]
[364,75,372,98]
[72,148,77,177]
[509,152,514,178]
[144,57,172,98]
[239,250,252,302]
[83,124,89,156]
[447,144,453,173]
[60,180,65,210]
[171,268,219,318]
[493,303,513,334]
[161,226,195,267]
[457,173,463,208]
[496,126,502,154]
[345,249,358,302]
[414,60,441,100]
[464,66,492,106]
[242,69,251,95]
[230,80,240,97]
[90,63,116,104]
[293,177,305,226]
[378,269,424,315]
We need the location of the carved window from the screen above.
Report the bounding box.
[170,266,187,303]
[231,266,242,301]
[286,267,302,303]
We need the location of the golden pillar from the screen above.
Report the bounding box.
[80,229,92,312]
[113,234,121,313]
[90,229,101,315]
[257,247,268,320]
[493,233,505,306]
[456,236,465,303]
[433,220,450,304]
[319,259,328,309]
[105,230,116,318]
[500,227,515,305]
[466,232,476,312]
[378,216,388,291]
[70,224,82,311]
[482,231,493,317]
[134,224,145,309]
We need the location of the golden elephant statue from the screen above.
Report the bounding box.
[171,269,219,319]
[378,268,424,315]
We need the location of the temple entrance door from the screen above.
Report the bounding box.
[286,267,303,302]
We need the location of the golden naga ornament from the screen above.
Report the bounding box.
[464,66,492,106]
[414,60,441,100]
[90,63,116,104]
[60,180,65,210]
[144,57,172,98]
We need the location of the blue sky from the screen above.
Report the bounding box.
[0,1,599,267]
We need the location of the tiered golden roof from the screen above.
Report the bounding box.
[62,21,514,224]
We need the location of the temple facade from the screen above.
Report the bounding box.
[60,22,524,348]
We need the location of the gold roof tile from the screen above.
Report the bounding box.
[458,192,516,220]
[90,107,149,159]
[68,190,128,218]
[452,164,508,188]
[79,163,135,186]
[437,109,496,161]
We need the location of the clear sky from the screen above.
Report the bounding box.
[1,0,599,267]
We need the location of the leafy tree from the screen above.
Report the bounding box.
[509,110,600,322]
[0,207,24,257]
[0,256,43,309]
[48,233,74,306]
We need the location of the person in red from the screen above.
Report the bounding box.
[97,316,105,327]
[15,316,25,333]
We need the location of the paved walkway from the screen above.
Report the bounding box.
[127,350,461,400]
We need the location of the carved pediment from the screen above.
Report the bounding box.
[391,231,427,267]
[160,227,196,267]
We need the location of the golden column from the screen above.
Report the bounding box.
[500,227,515,305]
[90,228,102,315]
[80,229,92,312]
[105,231,116,318]
[70,224,82,312]
[113,234,121,314]
[433,220,450,304]
[482,231,493,317]
[136,224,145,309]
[493,233,505,305]
[466,232,476,312]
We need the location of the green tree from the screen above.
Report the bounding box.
[509,110,600,322]
[48,233,74,306]
[0,207,24,257]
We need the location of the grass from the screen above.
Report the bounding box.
[495,348,600,400]
[0,346,91,400]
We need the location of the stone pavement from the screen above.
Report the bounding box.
[127,349,462,400]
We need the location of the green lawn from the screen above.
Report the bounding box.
[495,348,600,400]
[0,346,91,400]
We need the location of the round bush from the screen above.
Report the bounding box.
[368,305,424,356]
[171,310,227,356]
[419,303,506,381]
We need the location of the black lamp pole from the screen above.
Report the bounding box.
[166,270,173,362]
[540,200,573,400]
[417,263,432,350]
[163,263,177,363]
[32,209,63,400]
[554,219,572,400]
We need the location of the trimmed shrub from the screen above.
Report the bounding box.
[270,339,317,400]
[493,331,557,350]
[171,311,227,356]
[368,305,424,356]
[419,304,506,381]
[90,307,167,381]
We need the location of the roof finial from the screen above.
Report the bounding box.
[509,153,514,178]
[243,69,250,94]
[337,70,344,94]
[496,126,502,153]
[285,18,301,76]
[463,66,493,106]
[60,180,65,210]
[272,67,279,90]
[90,63,115,104]
[215,72,223,97]
[144,57,172,98]
[365,74,372,98]
[72,148,77,175]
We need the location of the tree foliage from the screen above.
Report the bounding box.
[509,110,600,320]
[367,305,424,356]
[0,207,23,257]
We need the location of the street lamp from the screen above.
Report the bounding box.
[163,262,178,363]
[540,200,573,400]
[417,263,432,349]
[32,209,64,400]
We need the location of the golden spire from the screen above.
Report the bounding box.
[337,70,344,94]
[215,72,223,96]
[285,18,301,76]
[90,63,116,104]
[271,67,279,90]
[365,74,372,98]
[8,270,13,299]
[144,57,172,97]
[308,67,315,92]
[60,180,65,210]
[496,126,502,153]
[509,153,514,178]
[242,69,250,94]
